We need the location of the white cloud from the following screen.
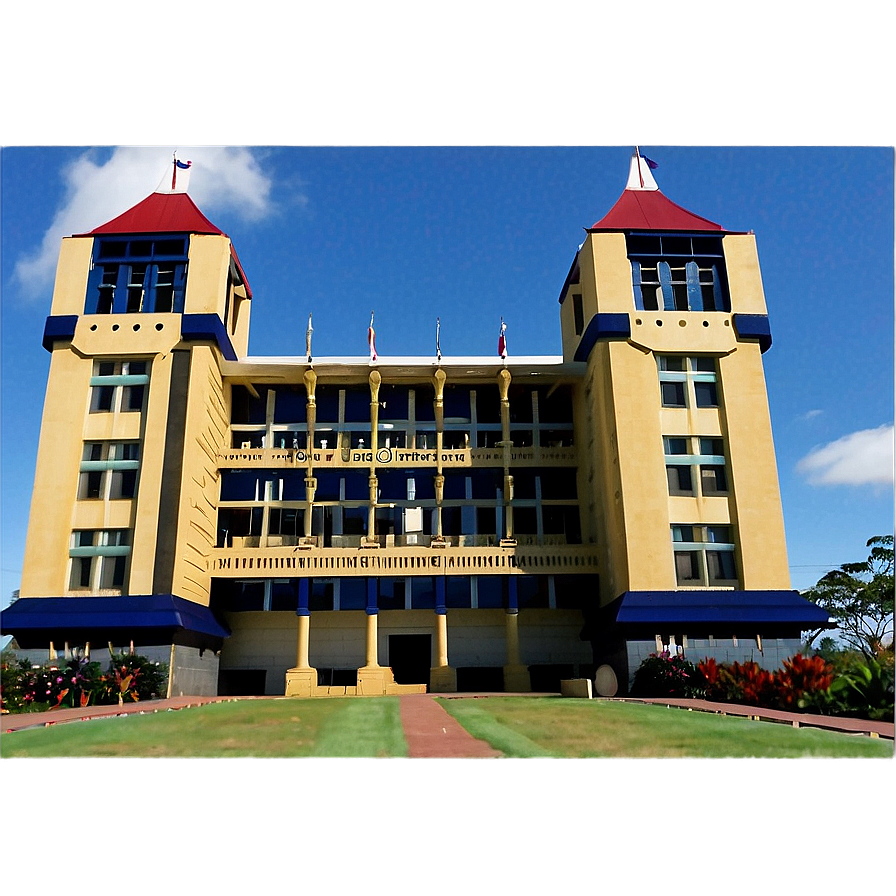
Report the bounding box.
[12,147,276,302]
[800,409,823,421]
[796,424,895,486]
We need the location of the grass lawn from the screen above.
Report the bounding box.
[0,697,407,758]
[436,697,895,758]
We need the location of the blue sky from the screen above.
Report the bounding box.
[0,0,894,620]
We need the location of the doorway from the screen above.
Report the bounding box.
[388,634,432,686]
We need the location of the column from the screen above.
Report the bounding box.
[430,575,457,691]
[497,368,515,543]
[432,368,446,542]
[302,368,317,543]
[285,578,318,696]
[366,370,381,545]
[357,576,393,694]
[503,576,531,691]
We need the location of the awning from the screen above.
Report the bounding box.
[612,590,834,635]
[1,594,230,649]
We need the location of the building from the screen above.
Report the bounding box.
[2,152,831,697]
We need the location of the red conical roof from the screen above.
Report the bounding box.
[86,191,225,236]
[590,153,725,232]
[78,191,252,299]
[590,188,724,231]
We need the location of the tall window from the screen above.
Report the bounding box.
[672,525,737,586]
[89,360,149,414]
[658,356,719,409]
[628,234,729,312]
[664,436,728,497]
[78,442,140,500]
[85,237,188,314]
[69,529,131,591]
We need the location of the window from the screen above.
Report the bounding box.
[78,442,140,500]
[89,360,148,414]
[86,237,188,314]
[664,436,729,497]
[658,356,720,409]
[628,234,730,312]
[69,529,131,591]
[572,293,584,335]
[671,525,737,587]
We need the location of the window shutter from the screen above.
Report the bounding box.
[631,261,644,310]
[658,261,675,310]
[686,261,703,311]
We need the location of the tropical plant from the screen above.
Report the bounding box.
[803,535,894,659]
[827,652,895,721]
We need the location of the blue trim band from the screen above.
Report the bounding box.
[574,313,631,362]
[42,315,79,352]
[732,314,772,353]
[181,313,238,361]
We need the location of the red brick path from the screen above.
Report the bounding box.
[399,694,502,758]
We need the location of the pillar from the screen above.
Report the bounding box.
[285,578,318,696]
[503,577,530,691]
[357,576,394,694]
[430,576,457,692]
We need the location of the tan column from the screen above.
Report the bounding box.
[367,370,381,542]
[432,368,446,540]
[435,613,449,667]
[497,368,514,540]
[303,368,317,541]
[364,612,380,668]
[295,615,311,669]
[505,611,521,666]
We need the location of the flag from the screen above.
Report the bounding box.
[171,157,192,190]
[436,317,442,361]
[368,311,377,361]
[643,155,659,170]
[498,318,507,359]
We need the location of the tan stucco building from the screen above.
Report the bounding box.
[3,153,830,696]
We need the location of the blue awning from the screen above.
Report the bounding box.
[1,594,230,648]
[613,590,833,631]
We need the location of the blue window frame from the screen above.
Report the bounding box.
[86,236,188,314]
[628,234,729,312]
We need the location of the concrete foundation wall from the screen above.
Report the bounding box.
[168,644,220,697]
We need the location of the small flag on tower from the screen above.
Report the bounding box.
[368,311,377,362]
[436,317,442,361]
[498,318,507,359]
[172,156,192,190]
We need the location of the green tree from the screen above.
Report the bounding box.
[803,535,894,659]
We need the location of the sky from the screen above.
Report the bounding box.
[0,0,894,632]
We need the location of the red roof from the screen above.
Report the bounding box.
[86,191,225,236]
[590,188,724,232]
[78,191,252,299]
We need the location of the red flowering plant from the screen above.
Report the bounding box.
[774,653,835,713]
[630,651,706,698]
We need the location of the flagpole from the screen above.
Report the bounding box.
[635,145,644,188]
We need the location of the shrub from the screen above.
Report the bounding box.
[828,654,895,721]
[630,652,705,698]
[774,653,835,713]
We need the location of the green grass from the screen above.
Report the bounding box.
[1,696,891,758]
[0,697,407,758]
[436,697,895,758]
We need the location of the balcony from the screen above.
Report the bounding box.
[208,542,601,578]
[217,444,578,470]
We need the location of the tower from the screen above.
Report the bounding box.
[13,174,251,691]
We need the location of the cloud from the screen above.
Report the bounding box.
[12,147,276,302]
[796,424,895,486]
[799,409,823,421]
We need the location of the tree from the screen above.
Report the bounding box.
[803,536,894,659]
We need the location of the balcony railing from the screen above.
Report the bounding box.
[208,542,601,577]
[217,445,578,470]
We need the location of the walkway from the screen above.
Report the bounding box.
[399,693,502,758]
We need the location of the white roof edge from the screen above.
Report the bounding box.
[237,355,566,365]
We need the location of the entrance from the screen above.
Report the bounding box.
[389,634,432,686]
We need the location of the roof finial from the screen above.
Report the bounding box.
[626,147,659,192]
